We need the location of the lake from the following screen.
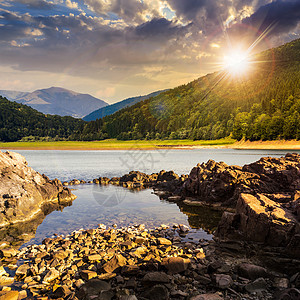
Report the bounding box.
[4,148,299,247]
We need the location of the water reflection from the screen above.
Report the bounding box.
[0,185,222,250]
[0,201,72,249]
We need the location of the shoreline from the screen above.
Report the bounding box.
[1,139,300,150]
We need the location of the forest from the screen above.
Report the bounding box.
[78,38,300,141]
[0,38,299,142]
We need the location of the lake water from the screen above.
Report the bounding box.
[4,148,299,247]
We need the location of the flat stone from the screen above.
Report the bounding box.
[43,269,60,283]
[157,238,172,246]
[103,254,127,273]
[0,248,17,258]
[0,290,19,300]
[0,266,7,276]
[237,263,268,280]
[245,278,268,293]
[80,270,98,281]
[15,264,30,278]
[80,279,111,295]
[142,285,169,300]
[0,276,14,285]
[88,254,102,261]
[142,272,170,284]
[98,273,116,280]
[52,285,72,298]
[162,257,190,274]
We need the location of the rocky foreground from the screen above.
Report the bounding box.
[0,151,76,228]
[1,223,299,300]
[69,153,300,263]
[1,152,300,299]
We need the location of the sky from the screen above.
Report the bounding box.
[0,0,299,103]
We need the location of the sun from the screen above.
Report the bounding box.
[223,51,250,75]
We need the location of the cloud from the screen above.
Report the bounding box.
[14,0,55,10]
[241,0,300,36]
[65,0,79,10]
[0,0,299,101]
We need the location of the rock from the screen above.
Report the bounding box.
[80,270,98,281]
[0,248,17,258]
[217,193,300,250]
[18,290,27,299]
[98,273,116,280]
[0,290,19,300]
[43,269,60,283]
[52,285,71,298]
[179,224,189,233]
[78,279,111,297]
[142,272,170,284]
[245,278,268,293]
[237,263,269,280]
[0,266,6,276]
[102,254,127,273]
[0,151,76,227]
[274,288,300,300]
[162,257,190,274]
[0,276,14,285]
[142,285,169,300]
[215,274,233,289]
[15,264,30,278]
[157,238,172,246]
[88,254,102,261]
[273,277,290,289]
[184,154,300,260]
[191,293,223,300]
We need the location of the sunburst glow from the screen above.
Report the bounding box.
[223,51,250,75]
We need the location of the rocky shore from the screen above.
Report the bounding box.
[1,151,300,299]
[1,223,299,300]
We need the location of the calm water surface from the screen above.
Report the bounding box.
[5,148,299,247]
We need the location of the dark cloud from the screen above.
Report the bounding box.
[15,0,54,10]
[134,18,190,40]
[241,0,300,36]
[167,0,207,20]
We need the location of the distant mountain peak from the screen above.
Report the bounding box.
[0,87,108,118]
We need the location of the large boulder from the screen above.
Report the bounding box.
[0,151,76,227]
[183,153,300,206]
[216,193,300,258]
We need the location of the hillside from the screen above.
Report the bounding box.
[0,87,108,118]
[0,96,84,142]
[77,38,300,141]
[83,90,167,121]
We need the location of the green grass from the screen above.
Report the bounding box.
[0,138,236,150]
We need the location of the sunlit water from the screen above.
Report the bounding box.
[4,148,298,247]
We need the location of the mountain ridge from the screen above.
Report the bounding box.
[0,87,108,118]
[77,38,300,141]
[83,90,168,121]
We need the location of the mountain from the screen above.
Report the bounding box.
[0,87,108,118]
[78,38,300,141]
[0,96,84,142]
[83,90,167,121]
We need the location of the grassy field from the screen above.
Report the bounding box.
[0,138,236,150]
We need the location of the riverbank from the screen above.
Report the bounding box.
[1,138,300,150]
[0,139,235,150]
